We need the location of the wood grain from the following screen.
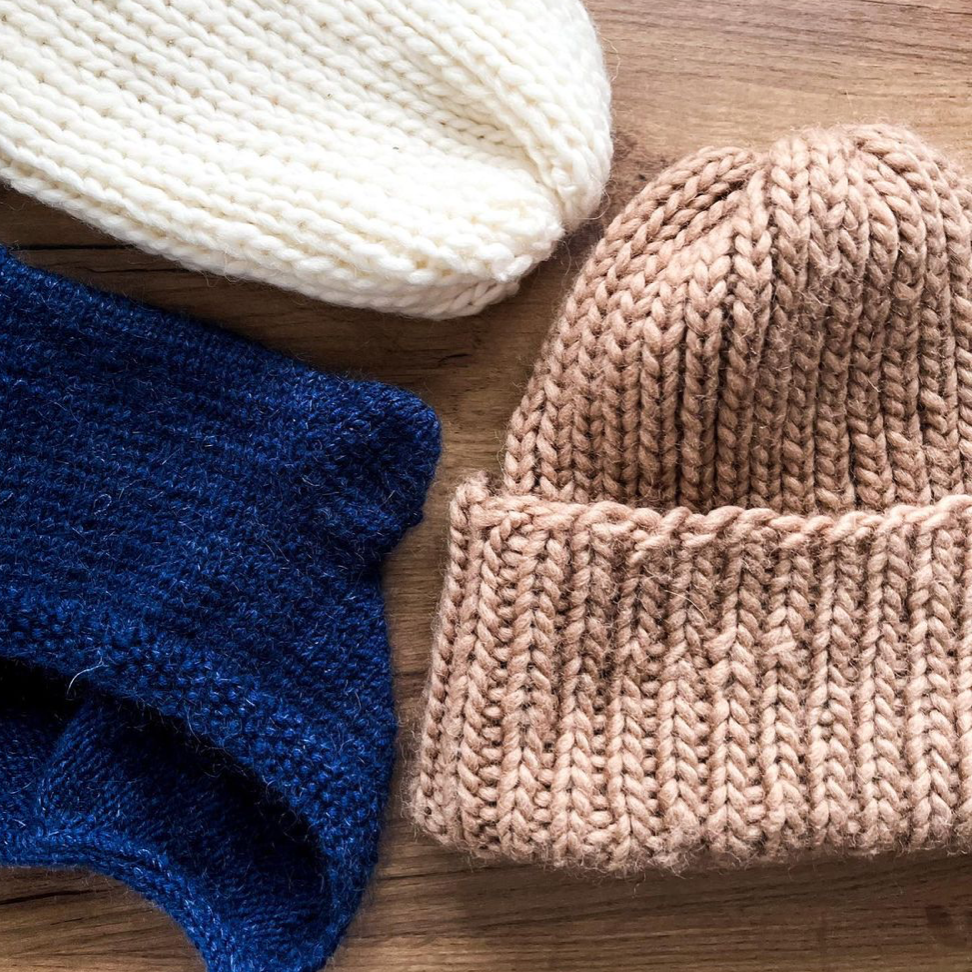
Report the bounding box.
[2,0,972,968]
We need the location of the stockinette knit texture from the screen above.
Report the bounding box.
[0,246,440,971]
[0,0,612,320]
[411,124,972,873]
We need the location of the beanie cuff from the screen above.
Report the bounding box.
[412,473,972,872]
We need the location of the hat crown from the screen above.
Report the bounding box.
[0,0,611,318]
[503,125,972,514]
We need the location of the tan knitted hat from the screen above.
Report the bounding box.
[411,124,972,873]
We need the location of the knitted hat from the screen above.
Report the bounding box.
[0,247,439,971]
[0,0,611,320]
[411,124,972,873]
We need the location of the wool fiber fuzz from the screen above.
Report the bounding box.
[0,0,612,319]
[411,125,972,873]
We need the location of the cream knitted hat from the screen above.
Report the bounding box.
[411,124,972,872]
[0,0,611,319]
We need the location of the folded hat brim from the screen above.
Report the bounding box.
[412,473,972,872]
[0,667,338,972]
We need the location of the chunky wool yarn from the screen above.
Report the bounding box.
[0,247,439,972]
[0,0,611,320]
[411,124,972,873]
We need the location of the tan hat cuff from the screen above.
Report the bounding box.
[412,473,972,872]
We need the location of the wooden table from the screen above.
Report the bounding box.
[2,1,972,969]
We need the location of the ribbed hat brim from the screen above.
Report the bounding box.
[412,473,972,872]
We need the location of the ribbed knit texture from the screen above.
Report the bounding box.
[0,0,612,320]
[411,124,972,872]
[0,246,440,972]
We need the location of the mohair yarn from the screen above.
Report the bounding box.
[0,0,612,320]
[0,246,440,971]
[411,124,972,872]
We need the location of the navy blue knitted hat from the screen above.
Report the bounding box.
[0,247,439,972]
